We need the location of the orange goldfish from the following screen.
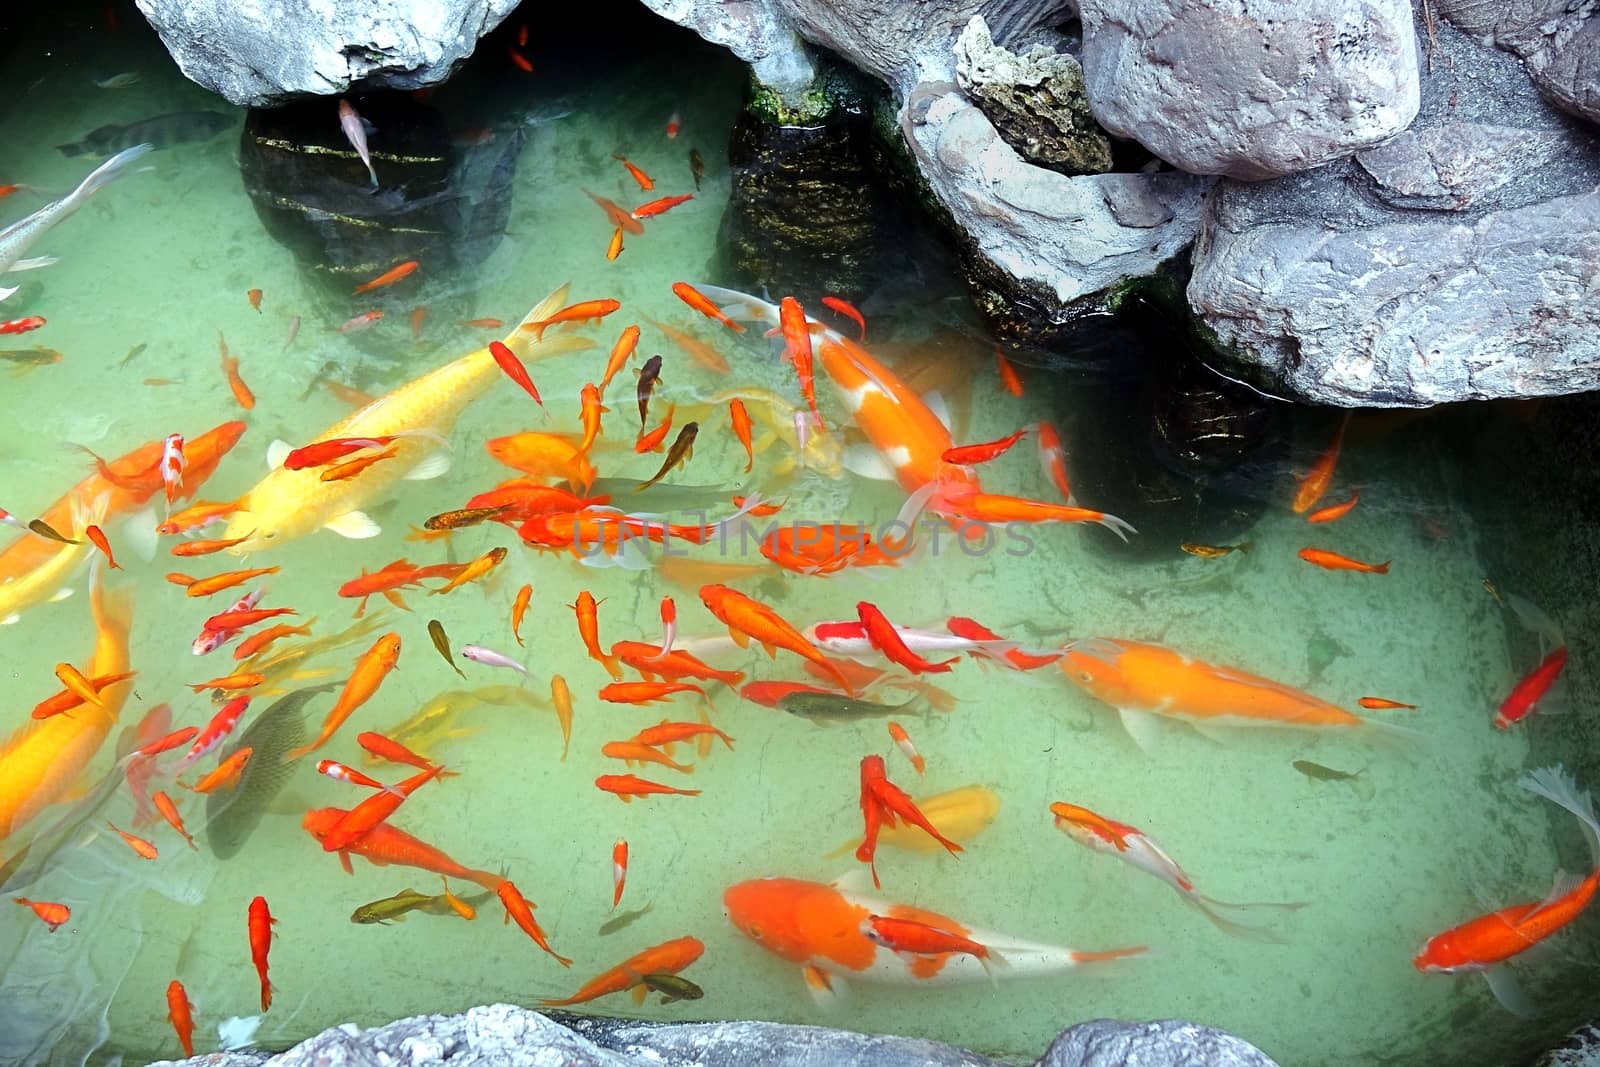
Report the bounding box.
[994,346,1023,396]
[167,979,195,1057]
[497,879,571,966]
[698,583,854,693]
[1306,489,1359,523]
[187,747,253,793]
[672,282,745,333]
[519,299,621,342]
[598,681,709,708]
[541,936,705,1006]
[184,565,280,599]
[635,404,674,453]
[887,722,924,775]
[572,591,623,679]
[550,674,574,760]
[613,154,654,191]
[584,190,645,236]
[729,398,754,472]
[430,546,506,596]
[353,260,419,295]
[1293,418,1347,513]
[286,632,402,758]
[577,382,607,453]
[1298,547,1388,574]
[152,790,197,849]
[13,896,70,931]
[107,820,159,859]
[249,895,276,1010]
[511,584,533,646]
[303,807,501,890]
[595,773,701,802]
[600,325,640,392]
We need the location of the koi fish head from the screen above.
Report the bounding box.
[1049,801,1129,852]
[302,807,342,840]
[1411,932,1475,974]
[724,877,864,966]
[1057,639,1134,702]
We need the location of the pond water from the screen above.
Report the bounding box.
[1,4,1595,1066]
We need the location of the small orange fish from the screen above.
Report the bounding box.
[1298,547,1389,574]
[442,877,476,920]
[1306,489,1359,524]
[778,296,821,423]
[167,979,195,1057]
[887,721,925,775]
[410,305,428,340]
[606,226,624,261]
[31,670,135,719]
[430,546,507,595]
[943,428,1028,467]
[490,339,544,406]
[152,791,197,849]
[320,443,400,482]
[1358,696,1417,710]
[602,740,694,774]
[171,532,255,556]
[287,632,403,759]
[107,820,159,860]
[635,404,674,454]
[572,591,623,679]
[54,662,104,708]
[520,299,621,342]
[247,288,262,312]
[353,260,419,295]
[220,347,255,410]
[234,619,313,660]
[460,317,504,329]
[994,346,1024,397]
[612,839,628,908]
[324,379,376,407]
[185,566,280,599]
[595,773,701,802]
[511,584,533,646]
[508,47,533,73]
[821,296,865,341]
[159,497,245,535]
[550,674,574,760]
[497,879,571,965]
[13,897,70,931]
[599,681,709,707]
[672,281,744,333]
[1293,418,1347,514]
[249,895,276,1010]
[578,382,607,453]
[143,377,183,386]
[187,748,253,793]
[728,399,754,472]
[631,194,692,220]
[600,325,640,392]
[188,671,265,693]
[84,524,120,569]
[613,154,654,191]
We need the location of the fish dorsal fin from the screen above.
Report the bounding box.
[922,390,951,430]
[324,511,381,539]
[266,440,293,471]
[403,451,451,481]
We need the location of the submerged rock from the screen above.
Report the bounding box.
[1187,13,1600,406]
[1436,0,1600,128]
[954,16,1112,176]
[133,0,521,106]
[1077,0,1421,180]
[151,1004,1281,1067]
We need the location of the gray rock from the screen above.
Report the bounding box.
[558,1015,999,1066]
[155,1007,1284,1067]
[903,85,1211,311]
[1077,0,1422,180]
[955,16,1113,175]
[1436,0,1600,128]
[1040,1018,1280,1066]
[132,0,519,107]
[1187,12,1600,406]
[1534,1021,1600,1065]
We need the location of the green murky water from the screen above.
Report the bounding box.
[0,5,1593,1066]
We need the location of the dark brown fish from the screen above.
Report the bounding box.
[424,504,511,531]
[637,354,663,429]
[117,342,146,368]
[427,619,466,678]
[1180,542,1251,559]
[689,149,704,190]
[1292,760,1362,782]
[28,519,80,544]
[1,348,62,373]
[635,422,697,492]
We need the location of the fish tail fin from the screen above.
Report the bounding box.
[1186,892,1307,943]
[978,946,1009,985]
[68,143,154,206]
[1520,764,1600,868]
[1094,511,1137,542]
[1374,561,1391,574]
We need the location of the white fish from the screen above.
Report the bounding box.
[338,99,378,187]
[0,143,153,292]
[804,619,1014,661]
[461,644,527,675]
[95,72,142,89]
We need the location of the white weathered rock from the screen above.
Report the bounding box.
[1040,1019,1280,1067]
[1437,0,1600,128]
[1077,0,1422,180]
[1188,14,1600,406]
[132,0,520,107]
[905,86,1209,305]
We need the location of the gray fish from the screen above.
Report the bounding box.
[0,144,152,282]
[598,901,653,936]
[689,149,704,191]
[777,690,918,724]
[641,973,703,1004]
[205,684,335,858]
[1293,759,1374,800]
[57,112,231,158]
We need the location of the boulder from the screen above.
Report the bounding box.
[132,0,520,107]
[1076,0,1422,180]
[151,1005,1281,1067]
[636,1,817,106]
[954,15,1113,176]
[1436,0,1600,128]
[1187,12,1600,406]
